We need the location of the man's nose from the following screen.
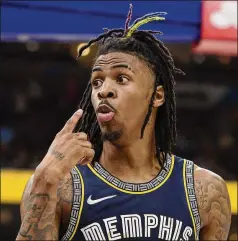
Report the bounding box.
[97,81,117,99]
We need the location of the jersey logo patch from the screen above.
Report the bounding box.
[87,194,117,205]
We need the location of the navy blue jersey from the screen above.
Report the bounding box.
[61,155,201,241]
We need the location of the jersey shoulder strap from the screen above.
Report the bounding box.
[183,159,201,240]
[61,166,84,241]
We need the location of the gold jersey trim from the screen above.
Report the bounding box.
[61,167,84,241]
[87,155,174,194]
[183,159,201,241]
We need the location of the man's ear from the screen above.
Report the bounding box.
[153,85,165,107]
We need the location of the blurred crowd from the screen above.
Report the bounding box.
[1,60,88,170]
[1,44,237,180]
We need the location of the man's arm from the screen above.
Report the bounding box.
[16,109,94,240]
[16,175,60,240]
[194,167,232,241]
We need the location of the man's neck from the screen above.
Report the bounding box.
[99,136,161,183]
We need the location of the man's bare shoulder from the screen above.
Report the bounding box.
[56,172,74,236]
[194,165,231,240]
[57,172,73,205]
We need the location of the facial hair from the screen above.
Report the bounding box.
[101,130,123,143]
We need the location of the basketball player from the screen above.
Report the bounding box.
[16,7,231,241]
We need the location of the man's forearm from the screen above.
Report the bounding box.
[16,181,59,240]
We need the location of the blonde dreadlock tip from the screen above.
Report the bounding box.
[125,15,166,38]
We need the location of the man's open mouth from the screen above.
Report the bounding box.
[97,104,115,122]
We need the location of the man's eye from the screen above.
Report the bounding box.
[92,79,103,87]
[116,75,129,84]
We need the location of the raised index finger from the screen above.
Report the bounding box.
[60,109,83,134]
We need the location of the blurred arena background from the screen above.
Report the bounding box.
[1,1,237,240]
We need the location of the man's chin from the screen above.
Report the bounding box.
[101,130,122,143]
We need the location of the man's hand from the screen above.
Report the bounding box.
[35,109,95,185]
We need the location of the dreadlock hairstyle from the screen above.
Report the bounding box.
[75,4,184,167]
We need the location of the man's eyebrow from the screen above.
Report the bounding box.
[111,64,132,70]
[92,66,102,73]
[92,64,134,73]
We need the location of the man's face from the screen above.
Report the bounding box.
[90,52,156,143]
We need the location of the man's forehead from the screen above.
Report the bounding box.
[93,52,143,69]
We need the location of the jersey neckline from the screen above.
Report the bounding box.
[87,155,174,194]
